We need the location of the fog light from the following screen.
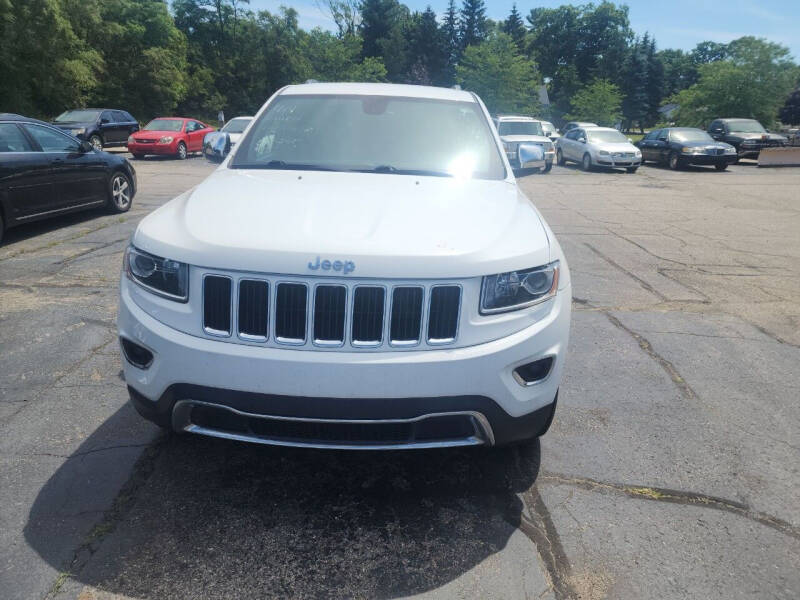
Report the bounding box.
[120,337,153,369]
[513,357,554,386]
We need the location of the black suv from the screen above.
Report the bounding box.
[52,108,139,150]
[707,118,787,160]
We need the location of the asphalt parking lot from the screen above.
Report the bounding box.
[1,155,798,599]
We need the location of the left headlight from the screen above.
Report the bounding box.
[124,245,188,302]
[481,261,559,314]
[71,128,85,136]
[158,136,174,144]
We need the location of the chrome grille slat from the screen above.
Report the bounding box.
[201,274,461,350]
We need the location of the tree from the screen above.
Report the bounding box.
[459,0,488,49]
[566,79,623,126]
[692,41,728,65]
[620,37,648,129]
[317,0,361,38]
[658,48,697,96]
[780,88,800,125]
[502,4,526,53]
[441,0,461,85]
[674,37,799,127]
[406,8,447,85]
[643,34,664,127]
[457,32,541,115]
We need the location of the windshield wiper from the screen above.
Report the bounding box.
[233,160,340,171]
[352,165,453,177]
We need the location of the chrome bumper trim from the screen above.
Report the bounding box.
[172,400,496,450]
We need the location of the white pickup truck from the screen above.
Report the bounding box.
[493,115,556,173]
[118,83,571,450]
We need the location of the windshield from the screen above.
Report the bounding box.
[232,94,506,179]
[541,121,556,133]
[671,129,713,142]
[54,110,100,123]
[143,119,184,132]
[222,118,251,134]
[498,121,543,136]
[728,120,766,133]
[586,129,627,143]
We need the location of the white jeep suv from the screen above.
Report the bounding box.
[118,83,571,450]
[493,115,555,172]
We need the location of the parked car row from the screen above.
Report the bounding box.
[0,113,136,244]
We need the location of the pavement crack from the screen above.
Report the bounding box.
[603,311,697,400]
[539,472,800,540]
[584,242,668,301]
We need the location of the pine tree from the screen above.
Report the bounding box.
[360,0,401,58]
[502,3,526,53]
[621,36,648,131]
[406,8,447,85]
[442,0,461,84]
[643,34,664,126]
[459,0,488,50]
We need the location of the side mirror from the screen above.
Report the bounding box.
[79,140,94,153]
[578,137,586,143]
[517,143,545,169]
[204,132,230,163]
[627,138,633,143]
[100,118,109,125]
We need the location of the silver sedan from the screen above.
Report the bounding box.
[556,126,642,173]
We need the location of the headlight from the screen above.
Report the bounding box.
[158,136,174,144]
[598,150,609,155]
[634,150,642,156]
[724,147,736,154]
[681,146,699,154]
[71,128,85,136]
[742,139,756,145]
[481,261,559,314]
[127,135,135,145]
[124,246,188,302]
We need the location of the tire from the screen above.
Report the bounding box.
[0,211,4,246]
[542,161,553,173]
[89,135,103,150]
[626,166,638,174]
[107,172,133,213]
[556,148,566,165]
[668,152,682,170]
[715,163,728,171]
[132,153,145,160]
[581,152,592,171]
[176,142,187,160]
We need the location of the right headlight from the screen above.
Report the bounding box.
[158,136,174,144]
[124,245,189,302]
[481,261,559,314]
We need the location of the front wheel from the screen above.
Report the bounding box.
[581,153,592,171]
[107,172,133,213]
[132,153,145,160]
[542,162,553,173]
[556,148,566,165]
[176,142,188,160]
[89,135,103,150]
[668,152,682,170]
[715,163,728,171]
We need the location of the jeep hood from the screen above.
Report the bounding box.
[133,169,552,279]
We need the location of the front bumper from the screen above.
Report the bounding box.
[118,277,571,448]
[127,141,178,155]
[682,154,737,166]
[596,156,641,167]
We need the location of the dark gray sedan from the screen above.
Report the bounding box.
[637,127,738,171]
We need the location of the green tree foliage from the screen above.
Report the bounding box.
[441,0,461,84]
[673,37,799,127]
[502,3,526,54]
[406,8,447,85]
[658,48,697,97]
[566,78,623,126]
[457,32,541,115]
[527,2,632,120]
[459,0,488,50]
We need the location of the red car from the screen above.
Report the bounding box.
[127,117,215,160]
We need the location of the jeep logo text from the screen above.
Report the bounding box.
[308,256,355,275]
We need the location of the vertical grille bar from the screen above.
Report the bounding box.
[352,287,385,346]
[238,280,268,340]
[428,286,461,344]
[275,283,307,343]
[203,275,232,336]
[390,287,423,345]
[313,285,347,346]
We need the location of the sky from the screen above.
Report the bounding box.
[245,0,800,60]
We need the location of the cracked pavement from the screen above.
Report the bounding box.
[1,156,798,599]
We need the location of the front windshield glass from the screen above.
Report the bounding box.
[671,129,713,142]
[586,129,628,143]
[541,121,556,132]
[728,120,766,133]
[232,94,506,179]
[222,118,251,133]
[498,121,544,136]
[143,119,184,132]
[54,110,100,123]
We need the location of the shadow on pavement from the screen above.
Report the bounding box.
[25,406,542,598]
